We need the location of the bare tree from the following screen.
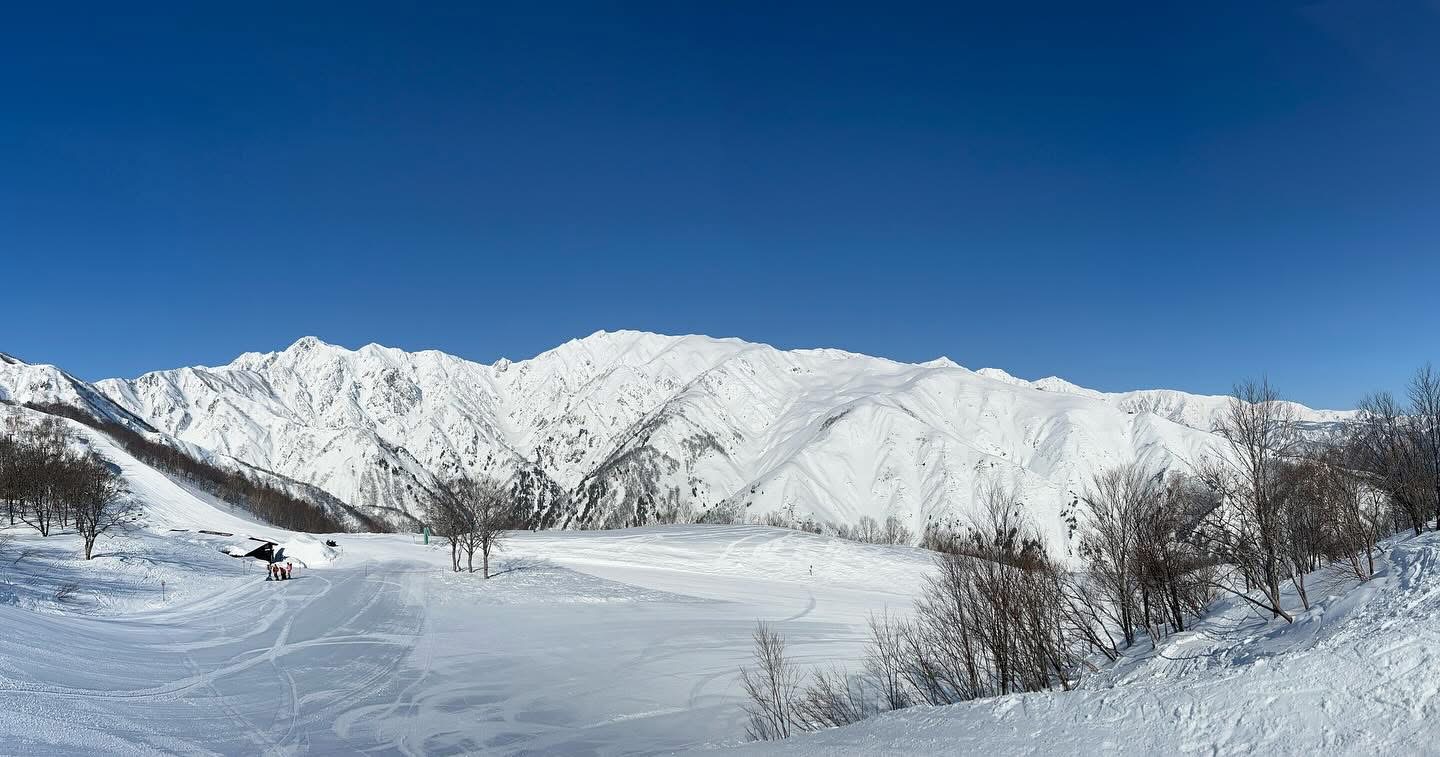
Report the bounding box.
[863,611,911,710]
[899,481,1079,703]
[69,455,135,560]
[16,419,75,538]
[449,476,512,578]
[836,515,914,546]
[0,411,20,526]
[795,666,872,730]
[1271,459,1330,610]
[424,484,466,572]
[1313,450,1387,581]
[1076,462,1159,646]
[1195,378,1298,622]
[739,621,803,740]
[1351,392,1430,535]
[855,515,881,544]
[1070,464,1215,647]
[882,515,913,546]
[1408,364,1440,530]
[1143,474,1217,634]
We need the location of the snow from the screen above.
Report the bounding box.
[5,460,1436,754]
[0,356,153,432]
[275,535,339,568]
[0,454,933,754]
[87,331,1350,543]
[719,531,1440,756]
[0,372,1430,754]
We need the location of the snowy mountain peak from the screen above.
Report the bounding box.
[974,367,1028,386]
[289,334,327,351]
[72,331,1353,541]
[1031,375,1106,399]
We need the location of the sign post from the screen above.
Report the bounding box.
[423,525,430,545]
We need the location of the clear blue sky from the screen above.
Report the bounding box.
[3,2,1437,408]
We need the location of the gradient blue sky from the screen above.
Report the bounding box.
[3,2,1437,408]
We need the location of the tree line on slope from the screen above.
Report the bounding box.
[0,412,135,559]
[738,365,1440,741]
[746,507,914,547]
[683,500,915,546]
[12,402,384,534]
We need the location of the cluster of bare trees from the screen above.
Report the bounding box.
[425,475,519,577]
[898,486,1081,702]
[739,616,907,740]
[1350,365,1440,536]
[714,504,916,546]
[1190,378,1309,619]
[741,484,1094,740]
[0,413,134,559]
[1068,463,1215,655]
[1185,373,1436,621]
[833,515,913,546]
[1278,454,1388,583]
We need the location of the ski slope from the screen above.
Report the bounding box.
[0,402,932,753]
[0,484,931,755]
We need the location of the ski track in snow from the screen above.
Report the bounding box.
[0,522,931,755]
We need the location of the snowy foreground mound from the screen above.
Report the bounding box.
[725,533,1440,756]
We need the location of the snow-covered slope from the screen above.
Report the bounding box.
[722,530,1440,756]
[0,359,373,531]
[89,331,1348,543]
[0,403,286,539]
[0,351,158,432]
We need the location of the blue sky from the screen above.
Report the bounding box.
[3,2,1437,408]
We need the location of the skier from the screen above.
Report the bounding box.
[265,564,274,581]
[286,561,294,580]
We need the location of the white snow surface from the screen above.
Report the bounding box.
[0,397,1430,755]
[0,414,931,753]
[90,331,1351,542]
[0,523,929,754]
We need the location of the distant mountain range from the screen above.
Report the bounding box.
[2,332,1353,546]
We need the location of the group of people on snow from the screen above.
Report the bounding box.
[267,561,294,581]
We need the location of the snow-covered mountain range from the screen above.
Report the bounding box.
[51,330,1343,546]
[0,351,376,530]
